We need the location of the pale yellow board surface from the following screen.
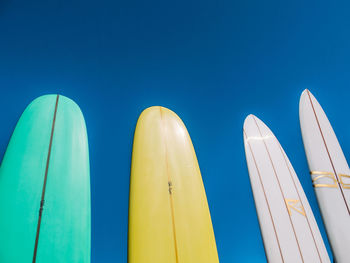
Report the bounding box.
[128,106,219,263]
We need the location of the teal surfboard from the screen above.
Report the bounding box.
[0,95,90,262]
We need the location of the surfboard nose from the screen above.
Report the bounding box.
[243,115,276,144]
[139,106,178,117]
[243,114,257,132]
[300,89,318,112]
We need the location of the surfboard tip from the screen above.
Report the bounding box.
[243,114,254,127]
[299,89,318,114]
[139,106,183,121]
[302,88,313,96]
[243,114,262,134]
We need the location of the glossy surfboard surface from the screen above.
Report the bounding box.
[0,95,90,262]
[128,106,219,263]
[300,89,350,262]
[243,115,329,263]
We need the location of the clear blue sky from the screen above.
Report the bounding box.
[1,0,350,262]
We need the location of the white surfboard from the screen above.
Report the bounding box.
[244,114,330,263]
[300,89,350,262]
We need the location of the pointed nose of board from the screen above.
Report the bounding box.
[243,114,276,144]
[243,114,257,133]
[243,114,263,141]
[299,89,317,113]
[243,114,268,134]
[299,89,324,130]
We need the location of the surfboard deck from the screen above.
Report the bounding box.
[300,89,350,262]
[128,106,219,263]
[0,95,90,262]
[243,114,329,263]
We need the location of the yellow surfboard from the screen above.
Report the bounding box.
[128,106,219,263]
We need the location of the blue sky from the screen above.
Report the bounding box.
[1,0,350,262]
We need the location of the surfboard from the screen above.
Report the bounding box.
[128,106,219,263]
[243,114,330,263]
[300,89,350,262]
[0,95,90,262]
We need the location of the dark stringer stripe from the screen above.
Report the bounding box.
[32,95,59,263]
